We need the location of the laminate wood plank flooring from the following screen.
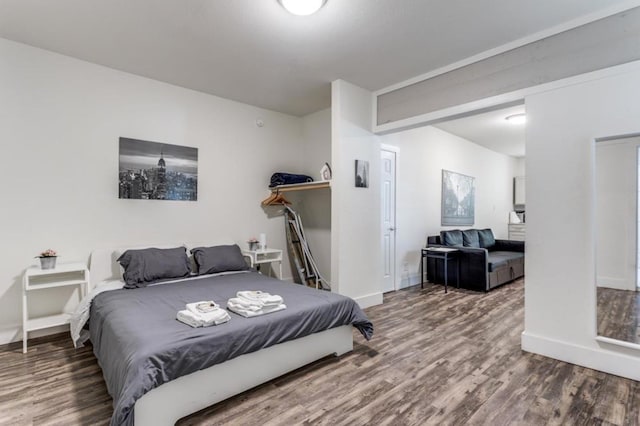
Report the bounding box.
[597,287,640,344]
[2,278,640,425]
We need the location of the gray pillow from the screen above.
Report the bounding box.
[440,230,463,246]
[191,244,249,275]
[118,247,191,288]
[477,228,496,248]
[462,229,480,248]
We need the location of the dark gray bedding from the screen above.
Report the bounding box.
[89,272,373,426]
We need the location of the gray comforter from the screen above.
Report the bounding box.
[89,272,373,426]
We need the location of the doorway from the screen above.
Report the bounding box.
[377,102,525,292]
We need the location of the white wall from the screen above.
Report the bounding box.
[595,138,639,291]
[295,108,332,282]
[523,64,640,380]
[381,126,521,288]
[0,38,307,344]
[514,157,526,176]
[331,80,382,307]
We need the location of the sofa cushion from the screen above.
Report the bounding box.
[477,228,496,248]
[462,229,480,248]
[488,251,524,272]
[440,230,463,247]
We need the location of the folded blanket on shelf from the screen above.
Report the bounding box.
[227,299,287,318]
[236,290,283,307]
[269,172,313,188]
[177,304,230,328]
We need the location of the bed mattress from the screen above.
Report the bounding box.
[89,272,373,426]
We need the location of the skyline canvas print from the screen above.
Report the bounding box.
[355,159,369,188]
[441,169,475,226]
[119,137,198,201]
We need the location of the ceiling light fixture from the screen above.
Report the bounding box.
[279,0,327,16]
[505,113,526,124]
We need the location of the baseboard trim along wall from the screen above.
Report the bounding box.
[0,323,69,346]
[596,277,634,291]
[354,292,383,309]
[400,273,422,290]
[0,325,20,346]
[521,331,640,381]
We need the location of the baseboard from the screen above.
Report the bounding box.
[596,278,636,291]
[354,292,383,309]
[0,324,20,346]
[0,323,69,346]
[399,273,422,289]
[521,331,640,381]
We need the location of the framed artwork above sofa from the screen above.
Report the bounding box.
[441,169,475,226]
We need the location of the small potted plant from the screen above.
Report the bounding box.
[247,238,259,251]
[36,249,58,270]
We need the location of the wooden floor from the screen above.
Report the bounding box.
[597,287,640,344]
[2,279,640,425]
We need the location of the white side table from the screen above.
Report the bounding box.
[22,262,89,353]
[242,248,283,279]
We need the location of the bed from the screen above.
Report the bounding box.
[80,243,373,426]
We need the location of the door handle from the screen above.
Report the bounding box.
[388,226,396,231]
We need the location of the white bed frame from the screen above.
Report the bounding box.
[89,243,353,426]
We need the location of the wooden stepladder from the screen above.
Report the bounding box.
[284,206,330,290]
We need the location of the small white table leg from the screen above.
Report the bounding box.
[22,275,27,354]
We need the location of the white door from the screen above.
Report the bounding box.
[381,149,397,292]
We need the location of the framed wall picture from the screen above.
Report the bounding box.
[118,137,198,201]
[441,169,475,226]
[355,159,369,188]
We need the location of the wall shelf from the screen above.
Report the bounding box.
[270,181,331,193]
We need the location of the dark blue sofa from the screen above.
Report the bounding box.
[426,228,524,292]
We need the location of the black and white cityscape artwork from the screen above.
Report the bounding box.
[355,159,369,188]
[441,169,475,226]
[119,137,198,201]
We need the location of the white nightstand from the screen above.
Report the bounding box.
[22,262,89,353]
[242,248,283,279]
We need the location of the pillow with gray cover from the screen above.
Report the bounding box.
[191,244,249,275]
[118,247,191,288]
[462,229,480,248]
[440,230,463,246]
[477,228,496,248]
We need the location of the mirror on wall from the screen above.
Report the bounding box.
[595,135,640,344]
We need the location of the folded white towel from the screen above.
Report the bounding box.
[227,300,287,318]
[177,310,203,328]
[177,308,230,328]
[236,291,284,307]
[186,301,219,315]
[228,297,262,311]
[201,309,230,325]
[259,304,286,314]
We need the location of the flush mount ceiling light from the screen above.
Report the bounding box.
[505,113,526,124]
[279,0,327,16]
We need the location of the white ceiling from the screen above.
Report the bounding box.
[0,0,630,116]
[435,105,526,158]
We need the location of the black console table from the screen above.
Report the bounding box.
[421,247,460,293]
